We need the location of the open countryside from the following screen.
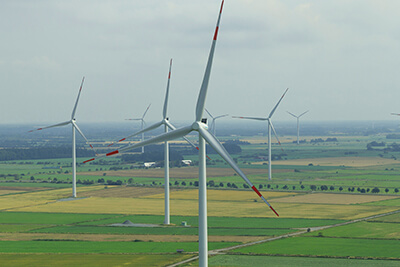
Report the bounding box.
[0,123,399,266]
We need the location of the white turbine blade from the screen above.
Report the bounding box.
[71,77,85,119]
[269,120,283,151]
[287,111,297,118]
[108,120,164,147]
[83,126,193,163]
[198,126,279,216]
[125,118,141,121]
[299,110,309,117]
[28,120,71,132]
[215,114,229,119]
[268,88,288,119]
[195,0,224,121]
[72,121,97,154]
[232,116,268,121]
[163,59,173,119]
[205,109,215,119]
[142,103,151,119]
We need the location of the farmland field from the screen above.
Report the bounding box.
[205,255,400,267]
[233,237,399,259]
[0,254,193,267]
[1,130,400,266]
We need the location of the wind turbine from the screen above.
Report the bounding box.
[233,88,288,181]
[287,110,309,145]
[125,103,151,153]
[83,1,278,266]
[106,59,207,225]
[29,77,95,198]
[205,108,228,136]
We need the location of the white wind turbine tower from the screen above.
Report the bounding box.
[29,77,95,198]
[125,104,151,153]
[83,2,279,265]
[233,88,288,181]
[107,59,203,225]
[287,110,309,145]
[205,108,228,136]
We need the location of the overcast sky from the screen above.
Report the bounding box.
[2,0,400,126]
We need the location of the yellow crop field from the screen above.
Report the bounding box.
[259,156,398,167]
[0,185,114,210]
[78,186,182,198]
[10,195,398,220]
[0,190,25,195]
[273,193,399,205]
[143,189,296,201]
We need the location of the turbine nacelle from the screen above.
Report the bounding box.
[192,121,208,131]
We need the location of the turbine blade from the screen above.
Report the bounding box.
[125,118,141,121]
[391,113,400,116]
[108,121,164,147]
[215,114,229,119]
[28,120,71,132]
[269,120,283,151]
[72,121,97,155]
[163,59,173,119]
[232,116,268,121]
[142,103,151,119]
[299,110,309,117]
[287,111,297,118]
[198,126,279,216]
[83,126,193,163]
[205,109,214,119]
[268,88,288,118]
[195,0,224,121]
[71,77,85,119]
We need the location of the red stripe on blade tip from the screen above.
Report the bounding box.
[270,206,279,217]
[251,185,262,197]
[83,158,95,164]
[106,150,119,156]
[213,27,219,40]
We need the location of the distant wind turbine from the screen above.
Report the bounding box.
[287,110,309,145]
[125,104,151,153]
[29,77,95,198]
[205,109,228,136]
[83,2,278,266]
[233,88,288,180]
[107,59,203,225]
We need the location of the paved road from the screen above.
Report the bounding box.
[167,209,400,267]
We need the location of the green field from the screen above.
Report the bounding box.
[233,236,400,259]
[204,255,400,267]
[0,212,116,224]
[0,240,239,253]
[303,221,400,239]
